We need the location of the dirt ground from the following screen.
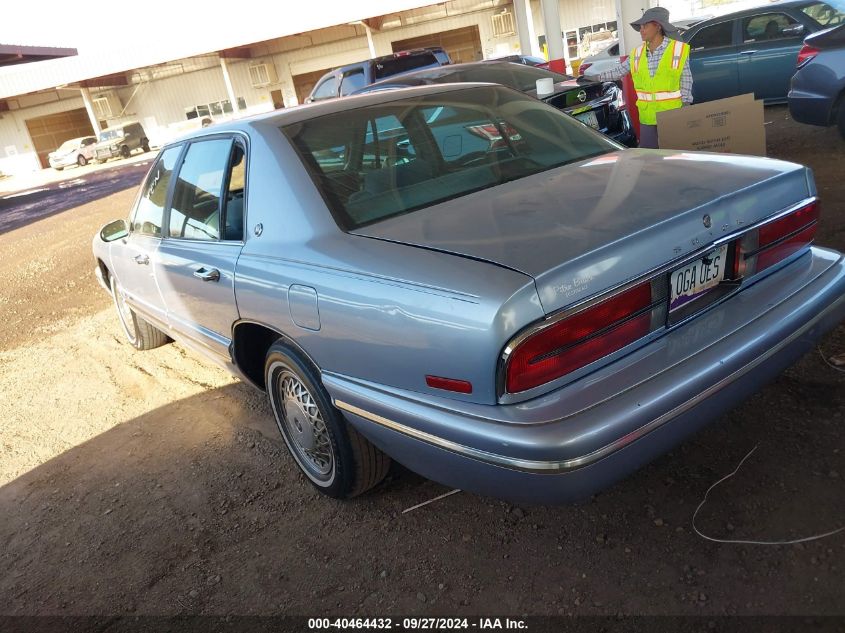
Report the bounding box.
[0,106,842,618]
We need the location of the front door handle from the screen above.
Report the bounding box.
[740,50,757,55]
[193,267,220,282]
[134,254,149,265]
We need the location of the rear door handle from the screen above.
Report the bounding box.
[134,254,149,265]
[740,50,757,55]
[193,267,220,282]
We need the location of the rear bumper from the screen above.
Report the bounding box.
[326,247,845,504]
[788,90,835,127]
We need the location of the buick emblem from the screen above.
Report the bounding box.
[577,90,587,103]
[702,214,712,228]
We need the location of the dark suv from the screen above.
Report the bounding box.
[93,122,151,162]
[306,48,451,102]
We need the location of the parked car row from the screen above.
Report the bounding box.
[94,83,845,504]
[354,61,637,147]
[306,47,452,103]
[578,0,842,106]
[49,121,151,171]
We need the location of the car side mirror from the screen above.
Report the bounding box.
[100,218,128,242]
[782,24,805,36]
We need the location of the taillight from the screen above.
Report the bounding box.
[797,44,820,68]
[505,282,659,393]
[578,62,592,76]
[740,200,820,275]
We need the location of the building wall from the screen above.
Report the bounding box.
[113,59,275,146]
[0,93,87,174]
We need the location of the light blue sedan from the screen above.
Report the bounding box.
[92,83,845,503]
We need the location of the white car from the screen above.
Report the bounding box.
[48,136,97,170]
[578,40,621,77]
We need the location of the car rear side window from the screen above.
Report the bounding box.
[168,138,233,241]
[742,13,798,42]
[374,53,439,79]
[283,86,616,230]
[131,146,181,236]
[801,2,845,26]
[169,138,242,240]
[689,21,734,50]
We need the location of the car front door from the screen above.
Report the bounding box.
[109,145,183,329]
[156,136,246,361]
[686,18,739,103]
[737,11,806,101]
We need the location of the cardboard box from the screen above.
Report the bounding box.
[656,93,766,156]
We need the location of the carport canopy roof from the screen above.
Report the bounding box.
[0,0,439,100]
[0,44,77,68]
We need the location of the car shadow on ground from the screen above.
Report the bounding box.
[0,161,151,235]
[1,346,843,616]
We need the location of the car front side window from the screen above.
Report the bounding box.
[131,146,182,236]
[168,138,233,241]
[689,21,735,50]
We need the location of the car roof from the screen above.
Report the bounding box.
[363,60,556,87]
[333,47,445,73]
[686,0,816,24]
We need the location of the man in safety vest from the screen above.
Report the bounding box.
[584,7,692,149]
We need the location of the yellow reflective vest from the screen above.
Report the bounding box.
[630,39,690,126]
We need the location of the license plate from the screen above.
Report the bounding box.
[575,110,599,129]
[669,244,728,312]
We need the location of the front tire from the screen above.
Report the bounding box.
[110,274,168,350]
[264,343,390,498]
[77,154,88,167]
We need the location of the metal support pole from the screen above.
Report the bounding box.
[513,0,540,57]
[364,23,377,58]
[540,0,565,73]
[219,57,240,115]
[79,87,102,136]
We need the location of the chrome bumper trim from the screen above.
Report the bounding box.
[335,288,844,474]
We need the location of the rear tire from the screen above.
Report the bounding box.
[110,274,168,350]
[141,139,151,153]
[120,145,131,159]
[77,154,88,167]
[264,343,390,498]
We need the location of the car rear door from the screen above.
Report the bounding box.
[686,18,740,103]
[155,135,246,361]
[109,145,183,328]
[737,11,806,101]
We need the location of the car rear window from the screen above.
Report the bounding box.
[374,53,440,79]
[801,1,845,26]
[282,86,617,230]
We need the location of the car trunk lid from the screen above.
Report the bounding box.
[350,150,812,315]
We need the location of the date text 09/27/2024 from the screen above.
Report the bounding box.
[308,617,528,630]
